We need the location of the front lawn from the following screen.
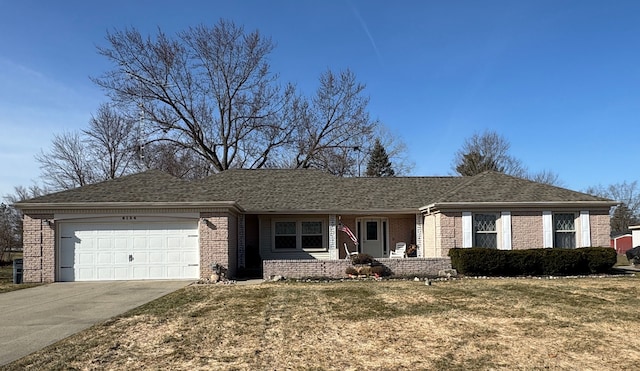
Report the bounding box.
[0,264,40,293]
[6,276,640,370]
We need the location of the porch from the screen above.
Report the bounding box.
[262,257,452,280]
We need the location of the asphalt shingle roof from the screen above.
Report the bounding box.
[433,171,612,204]
[17,169,614,212]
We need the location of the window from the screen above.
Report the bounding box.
[273,220,325,250]
[473,213,497,249]
[301,221,323,249]
[554,213,576,248]
[366,221,378,241]
[274,221,297,249]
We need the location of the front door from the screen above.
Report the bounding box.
[360,218,386,258]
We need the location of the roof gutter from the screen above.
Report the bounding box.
[14,201,245,213]
[420,200,618,213]
[243,208,420,215]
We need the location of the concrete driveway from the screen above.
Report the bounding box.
[0,280,192,366]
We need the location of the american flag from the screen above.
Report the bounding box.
[338,222,358,245]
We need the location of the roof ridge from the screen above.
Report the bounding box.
[431,173,481,202]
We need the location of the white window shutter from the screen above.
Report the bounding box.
[543,211,553,248]
[501,211,512,250]
[580,211,591,247]
[462,212,472,248]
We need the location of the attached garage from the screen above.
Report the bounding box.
[58,220,199,281]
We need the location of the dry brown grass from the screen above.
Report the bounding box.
[0,265,40,293]
[6,276,640,370]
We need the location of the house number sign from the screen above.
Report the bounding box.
[122,216,137,220]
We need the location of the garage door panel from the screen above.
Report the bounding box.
[97,267,115,280]
[77,267,96,281]
[148,251,164,263]
[133,252,149,264]
[184,265,199,278]
[112,237,129,250]
[59,267,74,281]
[148,266,164,279]
[78,252,95,265]
[96,252,112,264]
[114,252,129,264]
[184,251,198,262]
[58,221,199,281]
[167,251,181,262]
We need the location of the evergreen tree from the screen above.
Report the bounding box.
[611,203,639,234]
[455,151,503,176]
[365,139,395,177]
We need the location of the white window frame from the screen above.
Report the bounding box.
[580,210,591,247]
[462,212,509,249]
[473,213,499,249]
[272,219,327,252]
[553,212,577,249]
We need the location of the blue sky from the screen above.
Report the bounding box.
[1,0,639,198]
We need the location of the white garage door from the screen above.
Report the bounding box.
[58,221,199,281]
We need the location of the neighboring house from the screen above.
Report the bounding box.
[611,233,633,254]
[14,170,616,283]
[631,225,640,248]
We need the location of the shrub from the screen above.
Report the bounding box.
[582,247,617,273]
[370,265,390,277]
[539,248,589,276]
[449,247,616,276]
[350,253,374,265]
[345,266,358,276]
[504,249,542,276]
[449,248,507,276]
[358,266,372,276]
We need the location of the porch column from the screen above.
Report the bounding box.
[237,214,246,268]
[329,214,338,259]
[415,213,424,257]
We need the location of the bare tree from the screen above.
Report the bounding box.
[93,20,297,172]
[35,104,141,191]
[526,169,563,186]
[0,203,21,263]
[452,130,562,185]
[585,181,640,232]
[138,142,215,179]
[452,130,526,177]
[4,184,47,204]
[35,131,94,190]
[372,126,413,176]
[83,103,137,180]
[292,69,376,175]
[610,203,639,234]
[1,185,47,261]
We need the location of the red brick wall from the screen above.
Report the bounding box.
[22,214,55,283]
[388,216,415,248]
[199,212,237,279]
[438,212,462,258]
[263,258,452,280]
[435,208,612,254]
[511,211,543,250]
[590,209,611,247]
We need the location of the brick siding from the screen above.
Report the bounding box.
[388,216,415,248]
[263,258,452,280]
[438,212,462,258]
[511,211,543,250]
[589,209,611,247]
[199,211,238,280]
[22,214,55,283]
